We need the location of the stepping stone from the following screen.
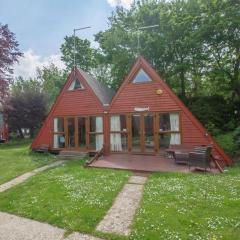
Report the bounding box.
[128,176,147,185]
[96,178,147,236]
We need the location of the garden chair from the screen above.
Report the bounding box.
[188,145,212,172]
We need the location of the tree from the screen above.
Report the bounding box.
[95,6,137,90]
[198,0,240,101]
[0,23,22,104]
[4,78,47,138]
[95,1,204,95]
[60,36,96,72]
[94,0,240,101]
[37,64,67,108]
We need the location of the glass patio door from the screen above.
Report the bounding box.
[144,114,155,153]
[131,113,155,153]
[131,114,141,152]
[67,117,76,148]
[66,117,87,150]
[78,117,86,149]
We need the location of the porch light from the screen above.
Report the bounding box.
[156,89,163,95]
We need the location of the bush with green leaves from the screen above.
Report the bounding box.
[186,96,238,135]
[233,126,240,155]
[215,132,237,157]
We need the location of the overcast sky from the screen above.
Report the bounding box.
[0,0,133,78]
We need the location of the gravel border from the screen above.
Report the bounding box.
[96,176,147,236]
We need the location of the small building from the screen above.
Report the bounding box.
[31,57,232,167]
[0,112,8,142]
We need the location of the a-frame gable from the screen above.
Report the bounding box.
[110,57,160,111]
[62,68,106,108]
[109,56,232,165]
[110,56,181,113]
[31,68,104,149]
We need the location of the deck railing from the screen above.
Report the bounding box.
[85,147,104,166]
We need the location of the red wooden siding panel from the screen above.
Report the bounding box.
[33,119,52,148]
[110,82,180,113]
[181,113,209,144]
[53,91,103,116]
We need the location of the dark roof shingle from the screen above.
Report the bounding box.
[78,69,115,105]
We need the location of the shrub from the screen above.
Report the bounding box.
[233,126,240,155]
[186,95,238,133]
[215,132,237,156]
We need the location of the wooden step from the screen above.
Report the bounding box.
[58,151,88,160]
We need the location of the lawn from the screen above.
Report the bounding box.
[0,160,131,234]
[0,139,56,184]
[0,141,239,240]
[130,169,240,240]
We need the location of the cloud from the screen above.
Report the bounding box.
[13,49,65,79]
[107,0,134,9]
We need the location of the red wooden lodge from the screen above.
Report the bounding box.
[31,57,233,172]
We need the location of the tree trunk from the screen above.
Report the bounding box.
[30,128,34,139]
[180,69,186,99]
[235,88,240,102]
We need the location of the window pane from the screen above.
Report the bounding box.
[90,116,103,133]
[110,133,128,151]
[132,69,152,83]
[144,114,154,152]
[159,133,181,150]
[170,133,181,145]
[169,113,179,131]
[159,113,170,131]
[132,114,141,151]
[78,117,86,147]
[159,134,171,149]
[67,118,75,148]
[54,118,64,132]
[90,134,103,150]
[68,79,83,90]
[110,115,126,132]
[53,134,65,148]
[159,113,179,132]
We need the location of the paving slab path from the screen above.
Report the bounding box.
[96,175,147,236]
[0,160,65,193]
[0,212,103,240]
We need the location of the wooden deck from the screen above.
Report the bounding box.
[88,153,219,173]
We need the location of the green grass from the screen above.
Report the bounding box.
[0,160,131,234]
[0,139,56,184]
[0,140,239,239]
[130,169,240,240]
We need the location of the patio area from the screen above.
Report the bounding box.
[88,153,219,173]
